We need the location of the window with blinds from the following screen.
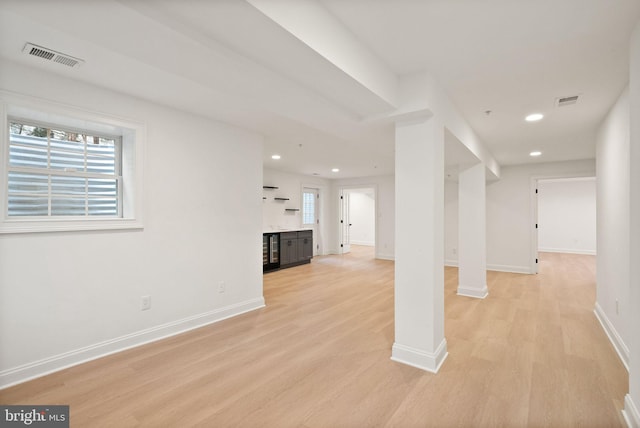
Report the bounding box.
[8,120,122,218]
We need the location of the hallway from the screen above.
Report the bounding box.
[443,252,626,426]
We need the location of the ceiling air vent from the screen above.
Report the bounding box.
[22,43,84,68]
[555,95,579,107]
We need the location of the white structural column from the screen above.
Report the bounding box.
[392,115,448,373]
[457,163,488,298]
[624,20,640,428]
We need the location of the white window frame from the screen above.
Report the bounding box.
[8,118,123,218]
[0,91,145,234]
[302,190,316,226]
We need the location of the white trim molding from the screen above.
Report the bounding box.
[623,394,640,428]
[487,263,533,274]
[376,252,395,261]
[538,247,596,255]
[0,297,265,389]
[457,285,488,299]
[594,302,630,371]
[444,259,458,267]
[351,240,375,246]
[391,339,448,373]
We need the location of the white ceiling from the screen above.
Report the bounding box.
[1,0,638,179]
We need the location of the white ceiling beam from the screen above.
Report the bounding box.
[247,0,399,109]
[398,73,501,179]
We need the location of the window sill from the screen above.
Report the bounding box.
[0,218,144,234]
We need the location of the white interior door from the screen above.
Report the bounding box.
[302,187,320,256]
[340,191,351,254]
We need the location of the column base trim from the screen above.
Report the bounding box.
[391,339,448,373]
[623,394,640,428]
[456,285,488,299]
[487,263,532,274]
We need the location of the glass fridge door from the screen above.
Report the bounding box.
[269,234,279,263]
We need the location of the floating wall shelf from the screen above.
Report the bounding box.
[285,208,299,212]
[262,186,279,189]
[274,197,290,201]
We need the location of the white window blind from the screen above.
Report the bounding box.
[8,120,121,218]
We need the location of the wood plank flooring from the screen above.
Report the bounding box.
[0,247,628,427]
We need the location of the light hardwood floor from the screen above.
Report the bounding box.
[0,247,628,427]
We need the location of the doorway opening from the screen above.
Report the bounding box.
[532,176,596,273]
[340,186,377,259]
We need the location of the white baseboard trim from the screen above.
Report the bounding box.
[487,263,532,274]
[457,285,488,299]
[0,297,266,389]
[623,394,640,428]
[391,339,448,373]
[351,240,375,246]
[538,247,596,255]
[445,262,530,274]
[593,302,630,371]
[376,252,395,261]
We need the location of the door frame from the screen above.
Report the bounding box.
[529,173,595,274]
[339,184,378,256]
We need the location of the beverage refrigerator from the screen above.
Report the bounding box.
[263,233,280,272]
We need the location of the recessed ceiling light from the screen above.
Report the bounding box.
[331,168,339,173]
[271,154,281,160]
[525,113,544,122]
[530,151,542,157]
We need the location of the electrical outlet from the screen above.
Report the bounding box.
[218,281,226,294]
[452,248,457,255]
[141,295,151,311]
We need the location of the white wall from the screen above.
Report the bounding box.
[287,160,594,274]
[595,86,630,368]
[0,60,265,387]
[486,160,596,274]
[625,20,640,426]
[444,179,459,266]
[331,161,595,270]
[537,178,596,255]
[346,189,375,246]
[331,175,395,259]
[263,172,391,258]
[594,26,640,421]
[262,168,329,254]
[444,160,596,272]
